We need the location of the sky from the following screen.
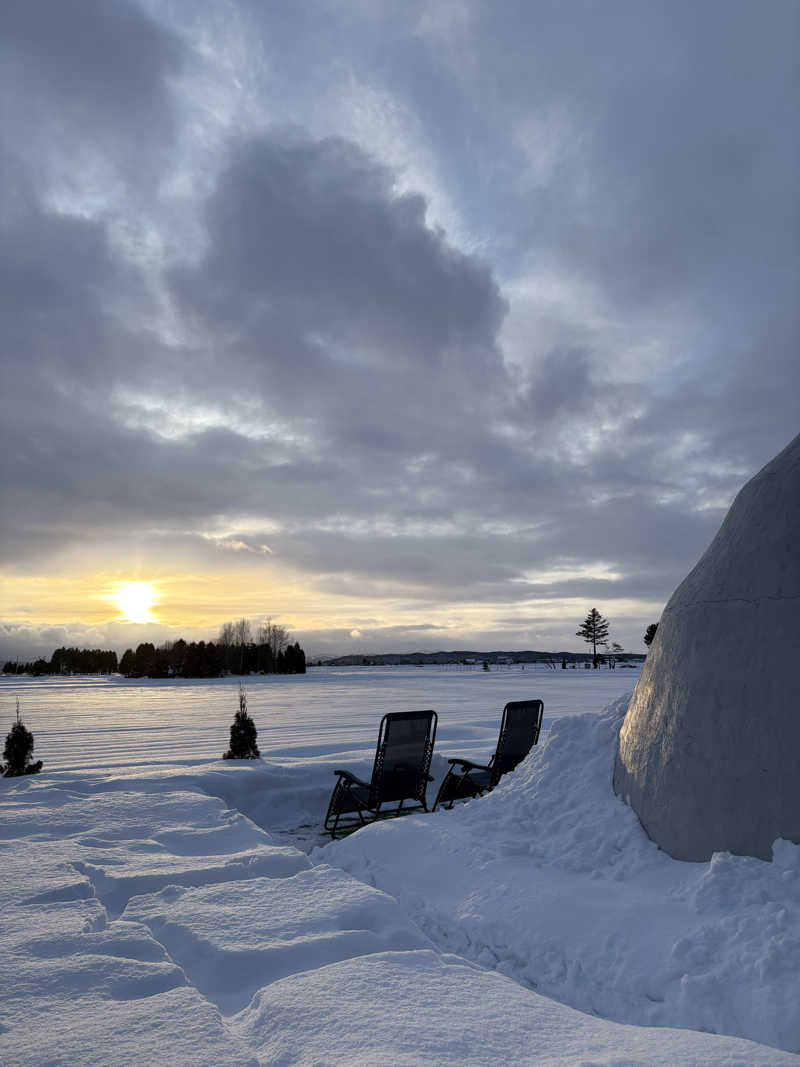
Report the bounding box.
[1,0,798,661]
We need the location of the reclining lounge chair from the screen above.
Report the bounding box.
[433,699,543,811]
[325,709,438,838]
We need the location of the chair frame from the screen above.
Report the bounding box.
[433,699,543,811]
[325,709,438,838]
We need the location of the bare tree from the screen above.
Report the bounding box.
[217,616,298,674]
[258,618,288,669]
[232,618,252,672]
[271,624,289,658]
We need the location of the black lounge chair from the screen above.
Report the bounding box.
[433,699,543,811]
[325,709,438,838]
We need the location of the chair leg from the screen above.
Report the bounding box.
[326,777,370,838]
[433,767,457,811]
[434,766,486,811]
[448,768,472,809]
[328,806,373,839]
[324,779,342,836]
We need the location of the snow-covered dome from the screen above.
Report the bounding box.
[614,433,800,861]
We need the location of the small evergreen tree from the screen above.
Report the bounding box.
[644,623,659,647]
[2,699,43,777]
[576,608,610,668]
[223,684,260,760]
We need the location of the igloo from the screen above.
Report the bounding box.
[614,433,800,861]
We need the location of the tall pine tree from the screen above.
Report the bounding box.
[576,608,610,668]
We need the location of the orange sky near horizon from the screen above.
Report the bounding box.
[1,570,327,630]
[0,565,666,654]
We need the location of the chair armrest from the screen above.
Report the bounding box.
[333,768,371,788]
[446,757,491,773]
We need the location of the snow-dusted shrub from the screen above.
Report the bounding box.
[223,683,260,759]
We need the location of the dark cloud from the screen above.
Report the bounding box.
[169,130,509,465]
[0,0,183,189]
[186,135,504,353]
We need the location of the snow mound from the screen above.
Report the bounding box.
[3,677,798,1062]
[468,693,661,876]
[0,988,258,1067]
[234,948,794,1066]
[323,695,800,1052]
[123,865,433,1013]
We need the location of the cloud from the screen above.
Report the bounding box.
[0,0,797,657]
[170,131,509,449]
[205,537,273,555]
[0,620,187,662]
[0,0,183,199]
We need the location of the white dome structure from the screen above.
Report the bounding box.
[614,433,800,861]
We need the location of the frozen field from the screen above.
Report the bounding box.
[1,664,639,771]
[2,667,798,1064]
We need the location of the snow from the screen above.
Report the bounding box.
[2,665,637,771]
[1,667,798,1064]
[234,950,793,1067]
[123,867,433,1014]
[324,696,800,1052]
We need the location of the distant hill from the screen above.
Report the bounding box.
[321,649,645,667]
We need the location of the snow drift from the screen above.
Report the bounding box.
[324,695,800,1052]
[2,669,798,1062]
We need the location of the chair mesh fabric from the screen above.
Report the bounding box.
[373,711,435,804]
[326,710,437,835]
[492,700,543,784]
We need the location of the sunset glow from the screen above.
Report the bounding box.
[116,582,158,624]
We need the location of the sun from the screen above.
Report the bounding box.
[116,582,158,623]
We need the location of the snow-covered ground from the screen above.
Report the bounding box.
[1,667,798,1064]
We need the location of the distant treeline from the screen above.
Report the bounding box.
[2,619,306,679]
[3,647,119,676]
[119,637,305,678]
[323,649,645,667]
